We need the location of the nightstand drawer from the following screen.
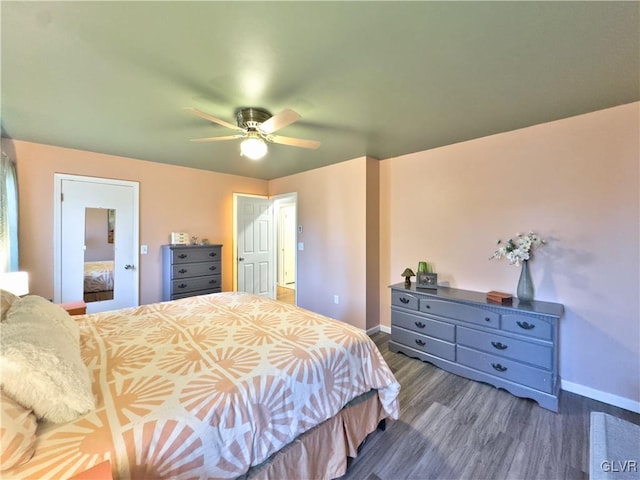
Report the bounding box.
[419,299,500,328]
[171,246,222,264]
[69,460,112,480]
[391,326,455,361]
[457,345,553,393]
[172,275,221,294]
[457,326,552,369]
[501,314,552,340]
[172,261,221,279]
[391,291,419,310]
[59,301,87,316]
[392,309,455,342]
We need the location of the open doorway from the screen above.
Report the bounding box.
[233,192,297,305]
[274,193,297,305]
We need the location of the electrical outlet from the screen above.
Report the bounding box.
[334,295,339,304]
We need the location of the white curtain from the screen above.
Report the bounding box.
[0,151,19,272]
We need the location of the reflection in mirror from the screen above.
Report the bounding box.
[84,208,115,303]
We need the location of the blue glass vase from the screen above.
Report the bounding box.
[517,260,534,303]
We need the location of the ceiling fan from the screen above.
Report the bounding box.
[185,106,320,160]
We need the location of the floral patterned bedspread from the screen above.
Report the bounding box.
[9,292,400,479]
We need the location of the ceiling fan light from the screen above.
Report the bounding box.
[240,137,268,160]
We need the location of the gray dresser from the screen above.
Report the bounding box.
[389,283,563,411]
[162,244,223,301]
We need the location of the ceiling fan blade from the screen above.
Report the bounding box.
[184,107,244,132]
[190,134,244,143]
[259,109,301,134]
[269,135,320,149]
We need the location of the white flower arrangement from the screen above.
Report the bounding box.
[490,231,546,266]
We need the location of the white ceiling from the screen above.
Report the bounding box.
[2,1,638,180]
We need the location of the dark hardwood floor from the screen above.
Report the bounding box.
[339,332,640,480]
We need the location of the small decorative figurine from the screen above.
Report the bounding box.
[401,268,415,288]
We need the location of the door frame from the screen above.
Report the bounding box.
[232,192,297,302]
[53,174,140,304]
[273,193,297,287]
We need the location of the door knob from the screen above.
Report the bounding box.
[124,264,135,270]
[238,257,245,262]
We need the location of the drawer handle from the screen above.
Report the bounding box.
[209,252,217,257]
[178,268,188,274]
[399,297,410,304]
[492,363,508,372]
[516,320,535,330]
[414,321,426,329]
[424,304,431,309]
[209,265,217,271]
[178,283,188,289]
[178,254,188,259]
[485,317,491,322]
[415,339,426,347]
[209,279,217,284]
[491,341,508,350]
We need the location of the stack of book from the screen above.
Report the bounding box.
[486,291,513,304]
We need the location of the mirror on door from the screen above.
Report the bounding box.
[83,208,115,302]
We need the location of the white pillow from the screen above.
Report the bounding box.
[0,296,95,423]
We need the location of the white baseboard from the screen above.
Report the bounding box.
[562,379,640,414]
[366,324,391,336]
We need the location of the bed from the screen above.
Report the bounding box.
[0,291,400,479]
[83,260,114,302]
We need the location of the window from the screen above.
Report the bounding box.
[0,151,19,272]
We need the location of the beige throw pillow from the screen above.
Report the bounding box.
[0,296,95,423]
[0,391,37,471]
[0,289,20,322]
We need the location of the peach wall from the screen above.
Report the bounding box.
[7,140,268,303]
[379,102,640,410]
[365,158,380,330]
[269,157,371,329]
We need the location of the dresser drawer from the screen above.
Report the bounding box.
[392,309,455,342]
[501,314,552,340]
[392,326,455,361]
[172,275,221,294]
[419,299,500,329]
[163,244,223,302]
[391,291,419,310]
[457,326,552,370]
[172,261,221,279]
[171,246,222,264]
[457,345,553,393]
[172,288,220,300]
